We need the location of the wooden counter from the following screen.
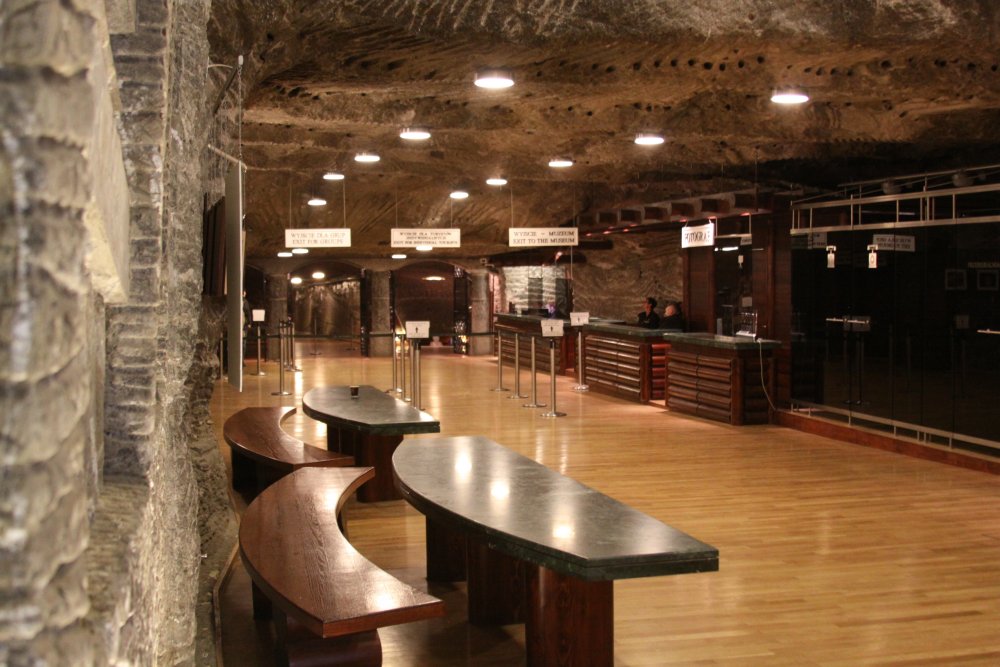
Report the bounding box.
[662,333,779,425]
[581,323,672,403]
[494,314,573,375]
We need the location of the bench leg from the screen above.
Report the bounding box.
[251,581,272,620]
[278,608,383,667]
[354,434,403,502]
[231,449,255,491]
[466,538,526,625]
[425,517,466,582]
[525,566,613,667]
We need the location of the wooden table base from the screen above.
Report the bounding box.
[327,430,404,502]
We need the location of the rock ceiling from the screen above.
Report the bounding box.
[208,0,1000,263]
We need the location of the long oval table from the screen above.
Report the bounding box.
[392,435,719,666]
[303,385,439,502]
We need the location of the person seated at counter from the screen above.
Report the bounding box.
[637,297,661,329]
[661,301,685,330]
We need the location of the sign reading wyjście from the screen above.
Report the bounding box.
[285,228,352,248]
[391,228,461,248]
[508,228,579,247]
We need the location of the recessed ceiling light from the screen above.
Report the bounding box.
[450,190,469,200]
[354,152,380,163]
[307,197,327,206]
[770,88,809,105]
[486,177,508,186]
[424,276,445,281]
[548,158,574,168]
[291,247,309,254]
[290,276,303,285]
[323,172,345,181]
[634,133,665,146]
[391,253,407,259]
[399,127,431,141]
[474,68,514,89]
[312,271,325,279]
[277,251,293,258]
[415,245,433,252]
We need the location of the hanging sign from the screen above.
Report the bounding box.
[391,228,461,248]
[872,234,915,252]
[806,232,828,249]
[285,228,352,248]
[681,222,715,248]
[508,227,579,247]
[251,309,265,322]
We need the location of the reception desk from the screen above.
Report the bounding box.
[662,333,779,425]
[581,323,672,403]
[494,314,573,374]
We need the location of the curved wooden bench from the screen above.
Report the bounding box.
[224,406,352,496]
[241,466,445,666]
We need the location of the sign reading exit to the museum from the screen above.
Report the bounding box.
[508,227,579,247]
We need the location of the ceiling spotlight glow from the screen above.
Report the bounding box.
[323,172,345,181]
[634,133,665,146]
[424,276,445,281]
[307,197,327,206]
[277,251,293,258]
[450,190,469,200]
[399,127,431,141]
[290,276,303,285]
[312,271,325,279]
[548,158,574,168]
[770,88,809,105]
[415,244,433,252]
[291,247,309,255]
[354,152,381,163]
[486,177,508,186]
[474,68,514,89]
[391,253,407,259]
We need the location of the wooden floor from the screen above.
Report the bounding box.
[212,341,1000,666]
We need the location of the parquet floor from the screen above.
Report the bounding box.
[212,341,1000,666]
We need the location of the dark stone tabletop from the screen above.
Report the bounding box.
[392,436,718,581]
[302,385,440,435]
[662,331,781,350]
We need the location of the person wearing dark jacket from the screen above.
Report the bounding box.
[661,301,685,330]
[637,297,660,329]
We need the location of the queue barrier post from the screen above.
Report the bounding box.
[507,334,527,399]
[491,331,509,392]
[271,322,291,396]
[523,335,546,409]
[541,338,566,418]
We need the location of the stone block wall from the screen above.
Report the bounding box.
[1,0,234,665]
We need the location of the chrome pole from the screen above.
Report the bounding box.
[491,331,509,392]
[573,328,589,391]
[271,322,290,396]
[541,339,566,418]
[508,333,527,399]
[388,333,399,394]
[412,340,421,410]
[252,324,265,376]
[402,338,411,402]
[523,335,546,408]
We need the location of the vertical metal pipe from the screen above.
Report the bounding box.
[271,322,290,396]
[402,338,410,402]
[411,340,421,409]
[508,334,526,399]
[389,333,399,393]
[542,339,566,418]
[253,324,265,376]
[491,331,509,391]
[523,335,546,408]
[573,329,589,391]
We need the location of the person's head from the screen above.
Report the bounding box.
[645,297,657,312]
[665,301,681,317]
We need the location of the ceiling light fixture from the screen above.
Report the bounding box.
[399,127,431,141]
[291,247,309,255]
[634,133,665,146]
[486,177,508,186]
[323,172,345,181]
[548,158,574,168]
[424,276,445,282]
[415,244,433,252]
[770,88,809,105]
[450,190,469,200]
[307,197,327,206]
[277,251,293,258]
[391,253,407,259]
[290,276,303,285]
[312,271,326,279]
[354,152,380,163]
[474,68,514,89]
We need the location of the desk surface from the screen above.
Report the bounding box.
[303,385,440,435]
[392,436,718,581]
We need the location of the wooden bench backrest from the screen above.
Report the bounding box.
[223,406,350,472]
[240,467,445,638]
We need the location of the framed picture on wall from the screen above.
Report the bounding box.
[976,269,999,291]
[945,269,967,291]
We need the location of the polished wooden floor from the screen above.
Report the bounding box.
[212,341,1000,666]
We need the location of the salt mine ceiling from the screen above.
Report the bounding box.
[208,0,1000,260]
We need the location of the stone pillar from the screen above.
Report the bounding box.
[266,273,289,360]
[369,270,393,357]
[469,270,492,356]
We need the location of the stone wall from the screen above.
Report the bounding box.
[0,0,234,665]
[502,265,568,315]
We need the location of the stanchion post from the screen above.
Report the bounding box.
[402,338,410,402]
[507,333,527,399]
[541,338,566,418]
[491,330,509,392]
[285,320,301,372]
[573,328,589,391]
[271,322,291,396]
[523,335,546,408]
[388,333,399,394]
[412,339,421,410]
[252,324,266,376]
